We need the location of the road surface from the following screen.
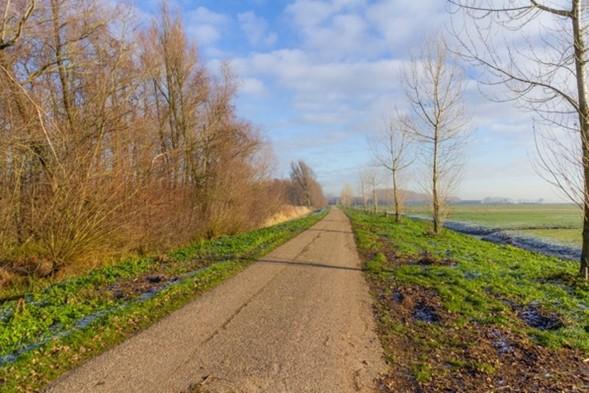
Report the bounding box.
[46,208,385,393]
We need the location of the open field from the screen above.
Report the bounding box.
[346,209,589,392]
[0,211,326,392]
[406,204,583,246]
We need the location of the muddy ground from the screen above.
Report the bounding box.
[367,251,589,393]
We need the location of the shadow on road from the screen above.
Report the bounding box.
[256,258,363,272]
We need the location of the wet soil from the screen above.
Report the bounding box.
[516,303,564,331]
[109,274,178,300]
[365,249,589,393]
[384,249,457,268]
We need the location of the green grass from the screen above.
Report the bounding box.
[347,209,589,390]
[406,203,583,246]
[0,209,327,393]
[347,209,589,352]
[512,228,581,246]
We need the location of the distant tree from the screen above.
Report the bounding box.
[448,0,589,279]
[340,184,354,207]
[370,115,414,222]
[359,169,380,213]
[359,171,369,211]
[289,160,326,208]
[402,40,469,234]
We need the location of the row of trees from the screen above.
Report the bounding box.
[0,0,325,278]
[352,0,589,278]
[360,41,469,234]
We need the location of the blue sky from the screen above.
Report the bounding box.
[132,0,565,201]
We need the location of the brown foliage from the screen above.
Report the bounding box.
[0,1,284,277]
[288,160,327,208]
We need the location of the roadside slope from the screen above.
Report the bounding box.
[47,208,385,393]
[347,209,589,392]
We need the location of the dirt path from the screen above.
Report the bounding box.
[46,208,385,393]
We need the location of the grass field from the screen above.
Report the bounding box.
[406,204,583,246]
[0,210,327,392]
[346,209,589,392]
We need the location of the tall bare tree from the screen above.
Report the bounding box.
[370,115,413,222]
[449,0,589,279]
[402,40,469,234]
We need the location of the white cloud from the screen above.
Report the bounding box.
[185,6,229,46]
[366,0,447,53]
[235,49,404,95]
[239,77,267,96]
[227,0,567,198]
[238,11,277,46]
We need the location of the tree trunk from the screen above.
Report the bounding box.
[51,0,74,130]
[432,128,440,234]
[573,0,589,279]
[393,170,400,223]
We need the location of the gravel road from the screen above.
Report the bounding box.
[46,208,385,393]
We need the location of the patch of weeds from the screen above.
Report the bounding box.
[365,253,386,274]
[411,363,433,383]
[470,361,497,375]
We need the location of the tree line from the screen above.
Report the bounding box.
[0,0,325,280]
[344,0,589,279]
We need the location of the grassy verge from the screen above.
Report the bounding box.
[0,209,327,393]
[346,209,589,393]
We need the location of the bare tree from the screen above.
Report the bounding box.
[402,40,469,234]
[0,0,283,278]
[449,0,589,279]
[370,115,413,222]
[289,160,326,208]
[0,0,36,51]
[359,171,369,211]
[340,184,354,207]
[359,169,380,213]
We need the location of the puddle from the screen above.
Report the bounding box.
[517,304,564,330]
[413,302,440,323]
[392,290,404,303]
